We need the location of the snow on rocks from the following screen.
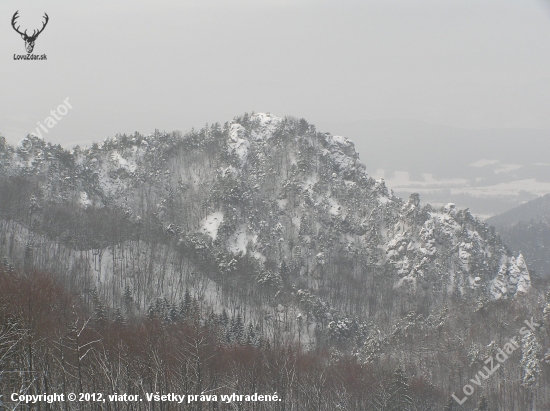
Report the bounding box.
[200,212,224,241]
[228,124,250,162]
[227,224,258,255]
[490,254,531,299]
[78,191,92,208]
[250,113,282,141]
[324,134,360,175]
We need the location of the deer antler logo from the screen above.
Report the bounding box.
[11,11,49,54]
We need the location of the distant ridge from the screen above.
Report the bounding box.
[486,193,550,228]
[487,193,550,278]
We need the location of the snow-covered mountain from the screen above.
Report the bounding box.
[3,113,548,410]
[0,113,531,316]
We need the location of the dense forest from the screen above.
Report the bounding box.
[2,266,548,410]
[1,113,549,409]
[0,266,430,410]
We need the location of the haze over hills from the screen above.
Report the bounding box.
[487,194,550,279]
[0,113,549,409]
[317,118,550,218]
[487,193,550,228]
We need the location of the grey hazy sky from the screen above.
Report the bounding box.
[1,0,550,149]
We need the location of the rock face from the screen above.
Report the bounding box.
[0,113,530,315]
[490,254,531,299]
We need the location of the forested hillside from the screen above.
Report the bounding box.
[487,194,550,279]
[1,113,549,409]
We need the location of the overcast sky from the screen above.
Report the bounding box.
[1,0,550,149]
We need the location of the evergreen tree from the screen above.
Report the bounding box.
[154,297,163,315]
[24,241,33,268]
[206,310,217,328]
[162,306,172,324]
[122,285,134,314]
[228,316,237,343]
[92,289,107,328]
[147,304,156,320]
[190,296,201,321]
[235,312,245,342]
[220,309,229,328]
[178,299,186,319]
[113,307,126,327]
[279,260,290,282]
[93,301,107,328]
[169,303,179,322]
[180,288,192,318]
[245,322,256,346]
[163,297,170,312]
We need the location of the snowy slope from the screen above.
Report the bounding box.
[0,113,531,316]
